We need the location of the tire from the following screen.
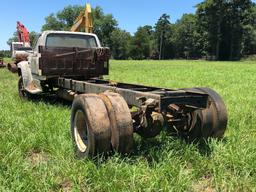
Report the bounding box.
[99,92,133,155]
[196,87,228,138]
[18,77,30,99]
[183,87,228,141]
[71,94,111,158]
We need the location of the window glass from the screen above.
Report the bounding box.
[46,34,97,48]
[16,47,32,51]
[13,44,23,51]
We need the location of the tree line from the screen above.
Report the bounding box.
[6,0,256,60]
[0,50,11,58]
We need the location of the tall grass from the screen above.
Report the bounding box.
[0,60,255,191]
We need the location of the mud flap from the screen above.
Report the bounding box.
[17,61,42,94]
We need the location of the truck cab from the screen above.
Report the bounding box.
[18,31,110,94]
[11,42,32,59]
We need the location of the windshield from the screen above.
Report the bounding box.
[13,44,23,51]
[46,34,97,48]
[16,47,32,51]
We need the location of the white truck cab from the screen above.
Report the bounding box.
[29,31,103,76]
[11,42,32,59]
[17,31,109,95]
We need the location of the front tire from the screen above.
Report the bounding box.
[18,77,30,99]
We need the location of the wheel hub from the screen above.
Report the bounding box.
[74,110,88,153]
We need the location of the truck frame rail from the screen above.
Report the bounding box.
[57,77,209,111]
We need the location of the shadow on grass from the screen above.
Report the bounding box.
[28,92,72,108]
[130,133,227,166]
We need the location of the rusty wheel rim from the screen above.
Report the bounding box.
[74,110,88,153]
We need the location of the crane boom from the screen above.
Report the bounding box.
[71,3,93,33]
[16,21,30,47]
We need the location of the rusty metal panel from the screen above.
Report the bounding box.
[39,46,109,78]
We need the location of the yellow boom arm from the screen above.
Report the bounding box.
[71,3,93,33]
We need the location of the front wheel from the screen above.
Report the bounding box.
[18,77,30,99]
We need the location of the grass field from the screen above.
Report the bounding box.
[3,58,12,63]
[0,60,256,191]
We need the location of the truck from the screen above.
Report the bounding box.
[7,21,32,73]
[17,30,228,158]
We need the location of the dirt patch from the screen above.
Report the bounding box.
[26,149,49,166]
[192,175,215,192]
[54,179,73,192]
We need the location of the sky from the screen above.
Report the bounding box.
[0,0,255,50]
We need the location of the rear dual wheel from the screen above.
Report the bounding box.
[184,87,228,141]
[196,87,228,139]
[71,94,111,158]
[71,92,133,158]
[99,92,133,154]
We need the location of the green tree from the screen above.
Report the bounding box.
[41,5,83,31]
[7,31,40,48]
[130,26,152,60]
[110,29,131,59]
[155,14,173,59]
[172,14,200,58]
[241,3,256,56]
[41,13,64,31]
[29,31,40,47]
[0,50,11,57]
[41,5,118,48]
[141,25,157,59]
[7,32,18,47]
[57,5,83,30]
[196,0,255,60]
[92,6,118,46]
